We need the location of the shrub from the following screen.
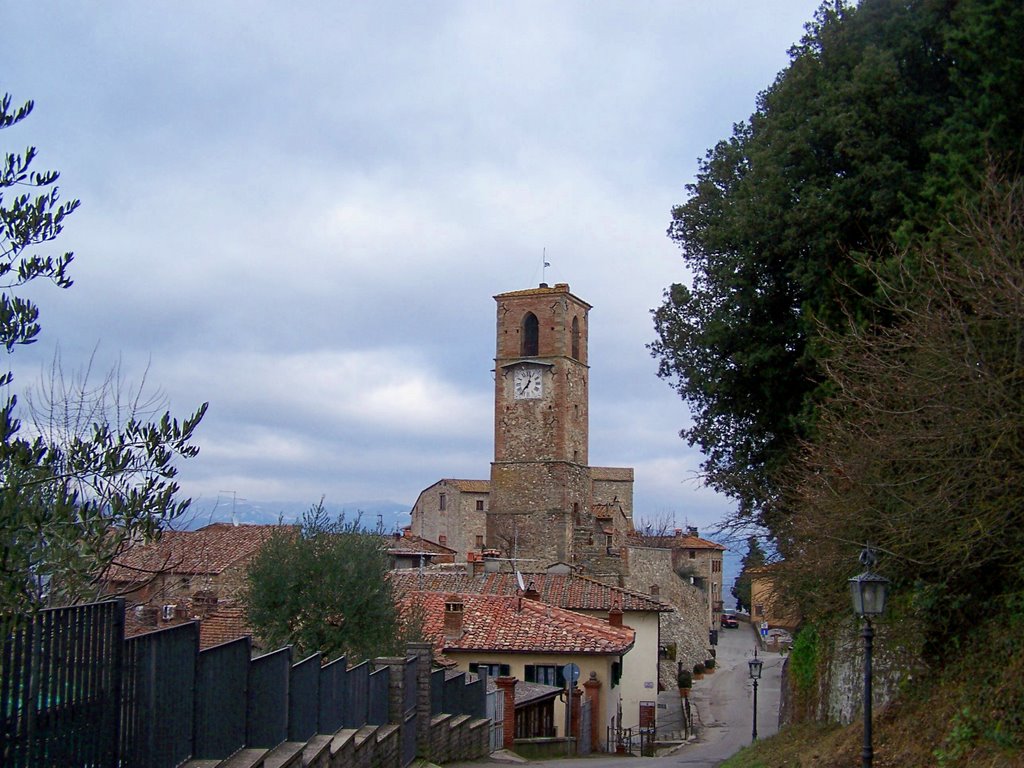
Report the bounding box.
[677,669,692,689]
[693,662,705,675]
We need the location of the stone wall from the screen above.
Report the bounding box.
[621,545,711,683]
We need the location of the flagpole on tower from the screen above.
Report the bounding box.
[542,248,551,283]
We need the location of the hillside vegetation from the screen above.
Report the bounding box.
[653,1,1024,764]
[722,606,1024,767]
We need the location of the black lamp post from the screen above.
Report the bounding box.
[849,548,890,768]
[747,650,763,741]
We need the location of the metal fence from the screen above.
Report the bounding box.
[2,600,125,768]
[2,600,487,767]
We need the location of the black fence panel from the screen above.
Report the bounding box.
[289,652,320,742]
[247,647,291,748]
[194,636,250,759]
[344,661,370,728]
[367,666,389,726]
[318,656,348,734]
[429,668,444,715]
[403,657,417,713]
[1,600,124,768]
[401,656,418,766]
[120,622,198,768]
[463,675,485,720]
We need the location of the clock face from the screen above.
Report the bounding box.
[513,366,543,399]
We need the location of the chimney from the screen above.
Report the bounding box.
[483,549,501,573]
[523,581,540,601]
[674,528,682,537]
[687,526,699,537]
[608,606,623,627]
[443,597,464,638]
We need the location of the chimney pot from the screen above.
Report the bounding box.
[608,606,623,627]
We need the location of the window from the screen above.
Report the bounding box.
[521,312,539,356]
[712,560,721,573]
[611,660,622,688]
[524,664,563,687]
[469,662,511,678]
[439,493,447,511]
[754,604,764,617]
[438,535,447,546]
[689,550,696,559]
[475,534,484,548]
[476,499,484,511]
[571,315,580,359]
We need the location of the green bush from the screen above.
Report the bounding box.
[789,625,819,693]
[693,662,705,675]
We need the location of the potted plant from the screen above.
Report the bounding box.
[693,662,705,680]
[677,668,692,697]
[704,657,716,674]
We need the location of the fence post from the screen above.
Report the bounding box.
[406,642,433,749]
[373,656,407,725]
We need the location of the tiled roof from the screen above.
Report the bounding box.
[633,533,727,552]
[450,479,490,494]
[198,606,251,649]
[407,592,634,655]
[388,534,456,556]
[389,570,667,612]
[103,523,294,582]
[487,679,562,706]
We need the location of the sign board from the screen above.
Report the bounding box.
[562,662,580,685]
[760,627,768,638]
[639,701,656,729]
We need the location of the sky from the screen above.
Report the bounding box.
[4,1,822,541]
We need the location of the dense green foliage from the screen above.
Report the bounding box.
[650,0,1024,523]
[245,504,404,661]
[0,94,206,620]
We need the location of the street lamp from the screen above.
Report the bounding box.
[849,547,890,768]
[747,650,763,741]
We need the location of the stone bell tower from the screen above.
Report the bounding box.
[487,283,591,566]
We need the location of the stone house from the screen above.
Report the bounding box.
[100,522,290,643]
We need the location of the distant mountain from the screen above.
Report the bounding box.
[180,498,412,533]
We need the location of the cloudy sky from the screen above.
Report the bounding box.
[4,1,820,534]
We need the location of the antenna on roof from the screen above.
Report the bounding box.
[219,490,246,526]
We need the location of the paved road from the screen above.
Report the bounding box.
[452,623,786,768]
[672,624,784,766]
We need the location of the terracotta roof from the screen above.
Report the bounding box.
[407,591,634,655]
[389,570,667,612]
[590,467,634,482]
[388,534,456,556]
[103,523,294,582]
[633,533,726,552]
[198,606,251,649]
[449,479,490,494]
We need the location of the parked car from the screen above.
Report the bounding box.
[720,614,739,628]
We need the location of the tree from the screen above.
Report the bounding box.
[783,172,1024,656]
[650,0,1024,525]
[731,536,767,613]
[0,93,206,621]
[245,503,403,661]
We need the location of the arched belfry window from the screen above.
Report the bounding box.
[521,312,539,356]
[571,316,581,359]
